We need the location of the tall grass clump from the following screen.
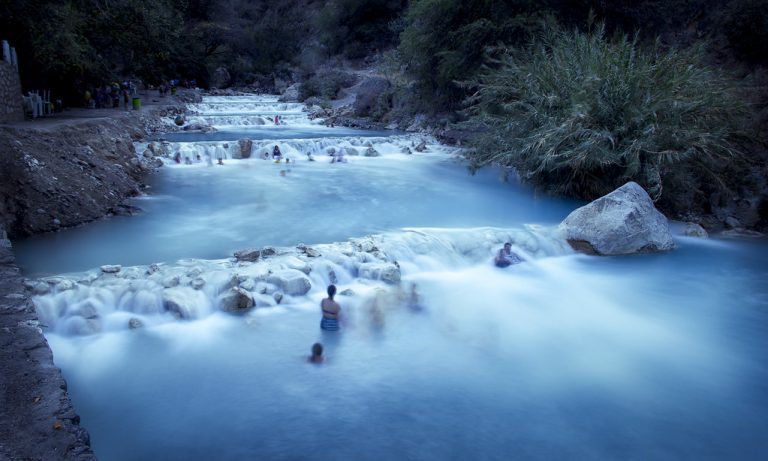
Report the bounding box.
[465,23,749,205]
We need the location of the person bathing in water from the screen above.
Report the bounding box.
[495,242,522,268]
[308,343,324,364]
[272,145,283,162]
[320,284,341,331]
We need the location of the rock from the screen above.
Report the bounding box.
[100,264,121,274]
[239,278,255,291]
[161,275,180,288]
[260,246,277,258]
[147,264,161,274]
[128,317,144,329]
[238,138,253,159]
[358,262,401,284]
[273,292,283,304]
[364,147,381,157]
[684,223,708,238]
[29,281,51,295]
[415,140,428,152]
[279,83,300,102]
[174,115,185,126]
[191,277,206,290]
[54,279,76,291]
[211,66,231,89]
[234,248,261,262]
[401,146,413,155]
[162,290,193,319]
[339,288,355,296]
[725,216,742,229]
[266,269,312,296]
[354,77,391,117]
[328,270,338,285]
[183,123,210,132]
[558,182,675,255]
[219,287,255,314]
[297,244,321,257]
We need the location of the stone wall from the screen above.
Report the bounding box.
[0,61,23,123]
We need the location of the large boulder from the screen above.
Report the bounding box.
[558,182,675,255]
[219,287,255,314]
[354,77,391,117]
[266,269,312,296]
[279,83,300,102]
[211,66,231,89]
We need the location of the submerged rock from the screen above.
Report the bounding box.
[358,262,401,284]
[684,223,708,238]
[238,138,253,159]
[128,317,144,329]
[219,287,255,314]
[163,290,194,319]
[558,182,675,255]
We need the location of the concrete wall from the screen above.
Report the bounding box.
[0,61,23,123]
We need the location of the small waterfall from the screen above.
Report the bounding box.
[30,227,571,336]
[137,134,445,163]
[187,95,315,128]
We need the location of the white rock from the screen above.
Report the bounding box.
[558,182,675,255]
[266,269,312,296]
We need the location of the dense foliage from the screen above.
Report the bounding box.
[397,0,548,112]
[464,24,750,206]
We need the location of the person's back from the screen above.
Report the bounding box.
[320,284,341,331]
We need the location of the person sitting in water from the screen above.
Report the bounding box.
[307,152,315,162]
[272,145,283,161]
[495,242,522,268]
[320,284,341,331]
[308,342,324,364]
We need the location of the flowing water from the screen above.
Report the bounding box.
[13,95,768,460]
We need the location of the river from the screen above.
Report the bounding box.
[14,95,768,460]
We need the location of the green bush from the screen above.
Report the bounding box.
[465,23,749,204]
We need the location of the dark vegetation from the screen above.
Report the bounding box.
[1,0,766,226]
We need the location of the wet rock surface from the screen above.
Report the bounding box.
[0,229,96,460]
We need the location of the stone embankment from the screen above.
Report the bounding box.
[0,111,170,238]
[0,226,96,460]
[0,96,191,460]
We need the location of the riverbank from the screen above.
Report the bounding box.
[0,226,96,460]
[0,93,191,460]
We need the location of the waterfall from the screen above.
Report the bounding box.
[30,226,571,335]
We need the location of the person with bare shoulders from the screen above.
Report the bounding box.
[308,343,324,364]
[320,284,341,331]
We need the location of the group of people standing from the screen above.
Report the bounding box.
[85,82,134,110]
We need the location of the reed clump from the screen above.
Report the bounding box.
[465,23,750,206]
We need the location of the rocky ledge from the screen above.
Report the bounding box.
[0,110,170,239]
[0,227,96,460]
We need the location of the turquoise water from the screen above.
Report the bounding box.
[18,96,768,460]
